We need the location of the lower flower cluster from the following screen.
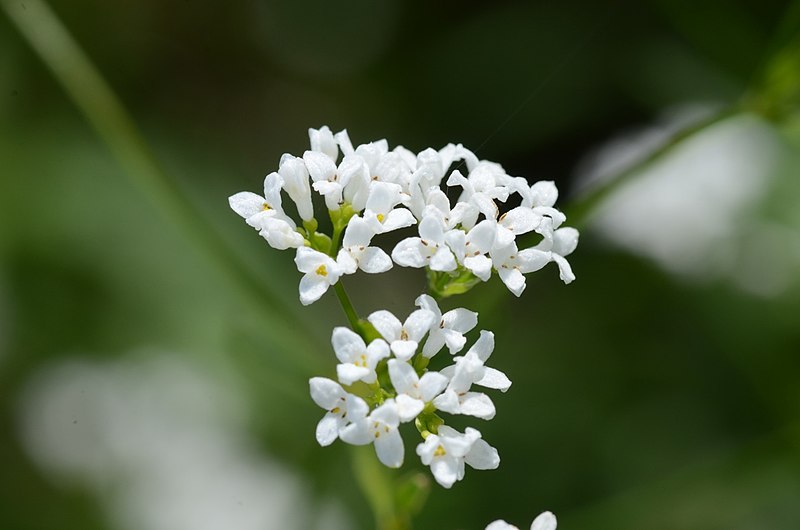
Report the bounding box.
[309,294,509,488]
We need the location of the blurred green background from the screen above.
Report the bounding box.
[1,0,799,529]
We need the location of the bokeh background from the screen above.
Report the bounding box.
[2,0,799,529]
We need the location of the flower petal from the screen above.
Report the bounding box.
[315,413,341,446]
[298,274,331,305]
[465,437,500,470]
[458,392,496,420]
[374,428,404,468]
[331,327,366,364]
[229,191,268,219]
[395,394,424,422]
[339,419,372,445]
[531,512,557,530]
[336,363,370,386]
[388,359,418,394]
[368,310,402,342]
[309,377,344,409]
[359,247,393,273]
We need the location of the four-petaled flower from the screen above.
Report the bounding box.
[332,327,390,386]
[340,399,405,468]
[367,308,436,361]
[416,425,499,488]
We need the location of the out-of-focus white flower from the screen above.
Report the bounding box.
[486,511,558,530]
[309,377,369,446]
[415,294,477,357]
[387,359,448,421]
[294,247,343,305]
[340,399,404,468]
[331,327,390,386]
[416,425,499,488]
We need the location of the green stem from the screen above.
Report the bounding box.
[351,446,410,530]
[333,281,361,331]
[1,0,323,370]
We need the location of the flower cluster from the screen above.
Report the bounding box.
[229,126,578,304]
[310,294,508,488]
[228,126,580,493]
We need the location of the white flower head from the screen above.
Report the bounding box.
[294,247,343,305]
[336,216,393,275]
[415,294,478,357]
[387,359,448,421]
[416,425,499,488]
[332,327,390,386]
[367,308,436,361]
[340,399,404,468]
[309,377,368,446]
[486,511,558,530]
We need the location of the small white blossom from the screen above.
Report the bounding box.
[486,511,558,530]
[447,167,510,224]
[303,151,350,210]
[278,154,314,222]
[415,294,478,357]
[363,181,417,234]
[294,247,343,305]
[336,216,393,275]
[445,219,497,281]
[308,377,369,446]
[228,173,305,250]
[416,425,499,488]
[434,331,511,420]
[533,219,579,284]
[308,125,338,162]
[331,327,390,386]
[392,215,458,272]
[368,308,436,361]
[387,359,448,421]
[490,241,551,297]
[340,399,404,468]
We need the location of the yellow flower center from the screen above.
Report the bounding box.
[316,265,328,277]
[377,213,385,223]
[434,445,446,457]
[262,202,271,211]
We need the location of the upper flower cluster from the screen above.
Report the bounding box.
[229,126,578,304]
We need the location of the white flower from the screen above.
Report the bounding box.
[490,241,551,297]
[486,511,557,530]
[444,219,497,281]
[331,327,390,385]
[434,331,511,420]
[308,377,369,446]
[416,425,499,488]
[303,150,356,211]
[340,399,404,468]
[308,125,338,162]
[278,154,314,221]
[387,359,448,421]
[367,308,436,361]
[447,166,510,224]
[363,181,417,234]
[415,294,478,357]
[534,220,579,284]
[293,247,343,305]
[392,215,458,272]
[228,173,305,250]
[336,216,393,275]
